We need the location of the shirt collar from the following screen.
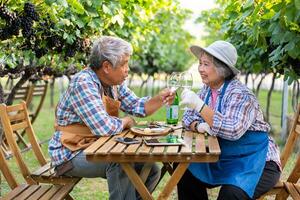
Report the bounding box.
[211,82,225,95]
[218,82,225,94]
[85,67,101,86]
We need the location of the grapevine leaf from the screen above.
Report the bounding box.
[66,0,85,14]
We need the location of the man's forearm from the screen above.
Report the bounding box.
[144,95,164,116]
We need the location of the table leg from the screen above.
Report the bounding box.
[120,163,154,200]
[157,162,189,200]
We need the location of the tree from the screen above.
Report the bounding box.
[0,0,193,104]
[197,0,300,122]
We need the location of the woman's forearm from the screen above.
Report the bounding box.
[199,105,214,126]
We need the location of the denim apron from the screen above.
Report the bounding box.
[189,81,269,198]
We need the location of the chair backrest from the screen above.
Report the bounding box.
[11,83,35,104]
[280,103,300,169]
[275,154,300,200]
[29,81,48,124]
[4,81,48,120]
[0,148,18,189]
[286,154,300,183]
[0,101,47,184]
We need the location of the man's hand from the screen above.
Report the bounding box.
[196,122,212,135]
[159,88,175,105]
[121,116,136,129]
[180,89,204,112]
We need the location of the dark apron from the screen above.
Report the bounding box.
[188,81,268,198]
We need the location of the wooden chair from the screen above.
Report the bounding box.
[0,148,74,200]
[4,81,48,125]
[258,104,300,199]
[2,83,35,155]
[282,154,300,200]
[0,101,80,199]
[4,83,35,105]
[1,81,49,158]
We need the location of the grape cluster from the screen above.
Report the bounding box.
[0,4,20,39]
[0,2,40,40]
[0,2,91,79]
[0,5,17,23]
[21,2,39,38]
[34,46,48,58]
[0,28,10,39]
[63,37,89,60]
[24,2,39,21]
[47,34,64,52]
[21,16,34,38]
[64,46,76,59]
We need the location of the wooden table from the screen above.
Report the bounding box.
[84,126,221,200]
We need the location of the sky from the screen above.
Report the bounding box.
[178,1,217,85]
[179,1,217,40]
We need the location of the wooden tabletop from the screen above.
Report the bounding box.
[84,126,220,163]
[84,124,221,200]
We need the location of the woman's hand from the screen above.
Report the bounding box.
[196,123,212,135]
[180,89,204,112]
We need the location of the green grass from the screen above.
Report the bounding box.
[0,82,297,199]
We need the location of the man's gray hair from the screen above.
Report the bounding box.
[201,51,235,80]
[89,36,133,70]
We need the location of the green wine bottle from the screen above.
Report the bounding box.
[166,92,179,124]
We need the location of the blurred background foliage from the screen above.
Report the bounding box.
[0,0,194,103]
[198,0,300,83]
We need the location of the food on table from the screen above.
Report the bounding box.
[144,128,151,134]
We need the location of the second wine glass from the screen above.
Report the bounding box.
[180,71,193,90]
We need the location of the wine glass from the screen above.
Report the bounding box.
[180,71,193,90]
[179,72,193,110]
[167,72,181,92]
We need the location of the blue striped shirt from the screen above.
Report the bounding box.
[182,79,281,169]
[49,68,149,166]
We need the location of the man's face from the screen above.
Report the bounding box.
[107,55,130,85]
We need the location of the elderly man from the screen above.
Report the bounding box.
[48,36,175,200]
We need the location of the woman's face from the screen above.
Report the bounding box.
[198,53,224,89]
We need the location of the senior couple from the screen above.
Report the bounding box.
[49,36,281,200]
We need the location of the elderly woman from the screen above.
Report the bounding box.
[178,41,281,200]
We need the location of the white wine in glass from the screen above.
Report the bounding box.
[167,72,181,92]
[179,71,193,110]
[180,71,193,90]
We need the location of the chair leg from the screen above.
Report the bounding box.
[64,194,74,200]
[275,189,290,200]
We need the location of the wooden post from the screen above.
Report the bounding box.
[281,79,289,140]
[50,78,55,108]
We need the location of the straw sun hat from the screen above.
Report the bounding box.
[190,40,240,75]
